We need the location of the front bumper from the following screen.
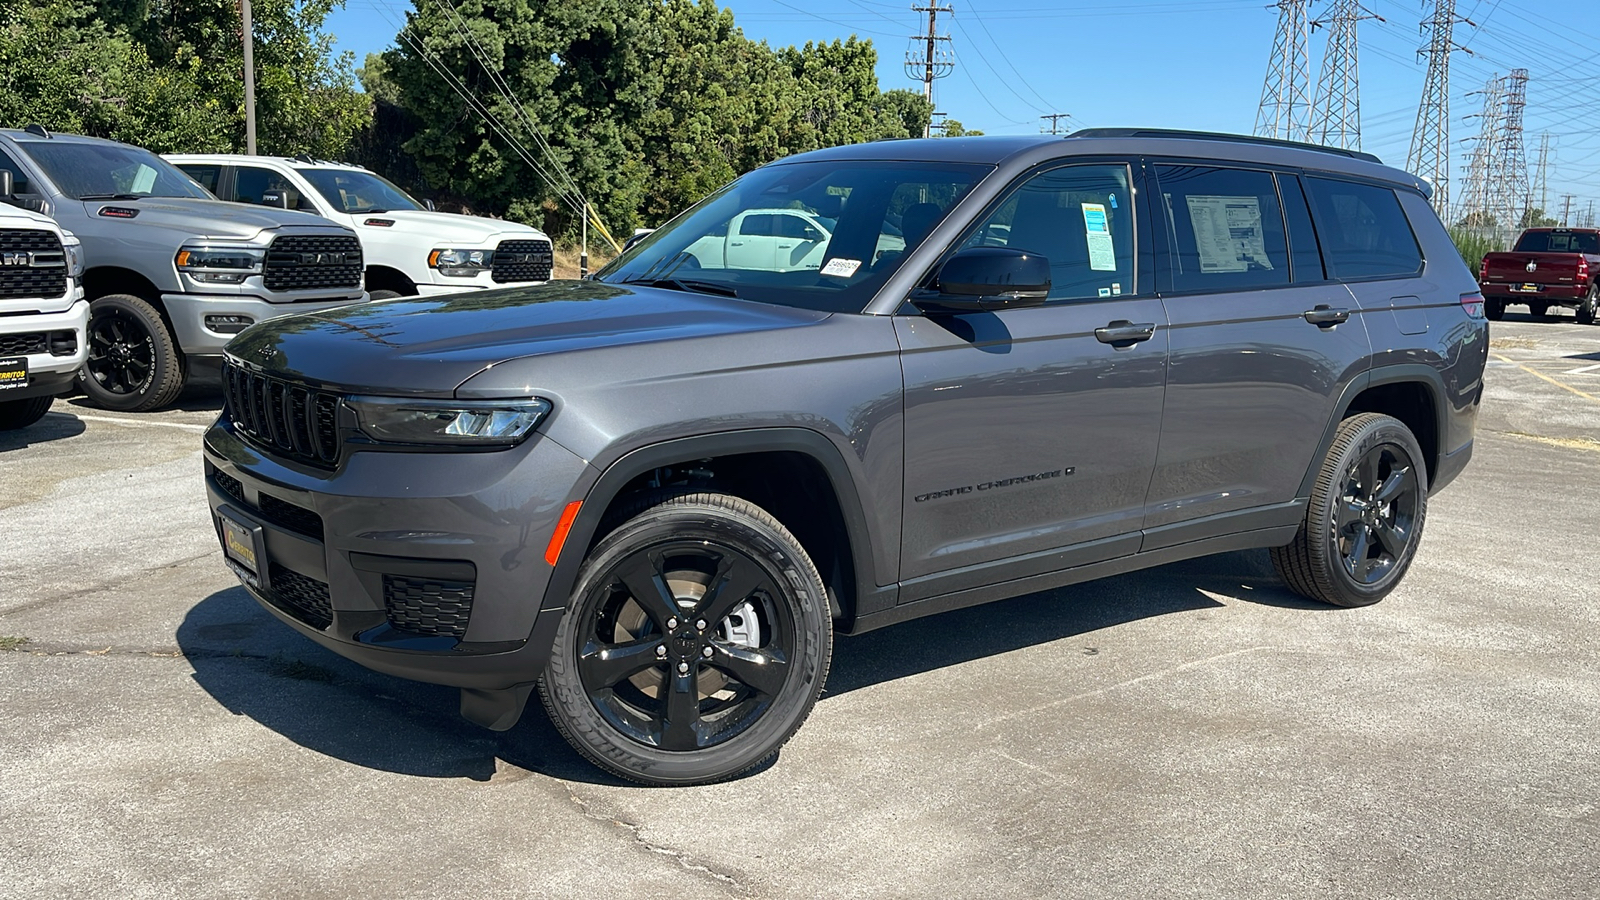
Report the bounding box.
[203,417,593,689]
[0,298,89,401]
[164,292,369,356]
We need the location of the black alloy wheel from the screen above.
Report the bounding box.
[1272,413,1429,607]
[1578,285,1598,325]
[541,492,831,785]
[77,294,184,412]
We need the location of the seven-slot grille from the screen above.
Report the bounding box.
[0,229,68,300]
[383,575,476,638]
[222,362,341,467]
[490,239,553,283]
[263,234,363,292]
[0,332,46,356]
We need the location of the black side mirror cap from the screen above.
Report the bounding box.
[913,246,1051,313]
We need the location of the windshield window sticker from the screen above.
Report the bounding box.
[1185,194,1273,274]
[1098,287,1112,297]
[1112,283,1122,295]
[820,257,862,278]
[1081,202,1117,271]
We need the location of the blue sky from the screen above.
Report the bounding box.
[325,0,1600,215]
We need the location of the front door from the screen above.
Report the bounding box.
[896,161,1167,595]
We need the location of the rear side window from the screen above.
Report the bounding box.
[1156,165,1289,292]
[177,164,221,194]
[1303,177,1423,279]
[1513,230,1600,253]
[738,214,776,236]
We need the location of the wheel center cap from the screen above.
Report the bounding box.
[674,630,698,652]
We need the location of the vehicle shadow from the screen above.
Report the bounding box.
[0,408,87,451]
[58,382,223,414]
[176,550,1311,784]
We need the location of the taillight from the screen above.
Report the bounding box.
[1579,257,1590,282]
[1478,257,1489,281]
[1460,291,1485,319]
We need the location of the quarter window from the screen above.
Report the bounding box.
[177,164,221,195]
[1156,165,1289,293]
[961,164,1135,302]
[1302,177,1423,279]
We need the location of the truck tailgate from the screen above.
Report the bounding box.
[1482,252,1583,286]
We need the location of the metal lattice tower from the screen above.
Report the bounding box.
[1534,132,1551,217]
[1407,0,1472,217]
[1458,75,1504,228]
[1490,69,1530,233]
[1309,0,1384,149]
[1256,0,1313,142]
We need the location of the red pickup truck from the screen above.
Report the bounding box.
[1478,228,1600,324]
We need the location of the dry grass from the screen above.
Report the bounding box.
[552,243,617,280]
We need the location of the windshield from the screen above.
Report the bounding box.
[596,160,991,313]
[300,168,422,213]
[18,141,212,200]
[1514,230,1600,253]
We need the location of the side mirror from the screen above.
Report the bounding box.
[425,199,436,211]
[262,190,291,209]
[0,170,12,199]
[623,228,656,252]
[913,246,1051,313]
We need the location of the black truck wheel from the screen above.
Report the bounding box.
[0,395,53,431]
[1485,299,1505,320]
[1271,413,1429,608]
[540,492,832,786]
[1578,285,1598,325]
[78,294,185,412]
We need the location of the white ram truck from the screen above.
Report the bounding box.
[166,155,555,298]
[0,172,86,430]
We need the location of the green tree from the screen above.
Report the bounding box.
[1519,207,1558,229]
[937,118,982,137]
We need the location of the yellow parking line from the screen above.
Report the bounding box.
[1492,353,1600,403]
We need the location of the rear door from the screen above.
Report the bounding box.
[1142,163,1371,546]
[724,213,778,270]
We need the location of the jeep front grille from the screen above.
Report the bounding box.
[0,229,68,300]
[490,239,553,283]
[222,362,341,467]
[263,234,363,293]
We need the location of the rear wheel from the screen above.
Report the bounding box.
[0,395,53,431]
[540,492,832,786]
[1578,285,1597,325]
[1271,413,1428,608]
[1485,299,1505,320]
[77,294,184,412]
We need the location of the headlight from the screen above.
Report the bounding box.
[348,396,551,446]
[429,248,494,277]
[176,245,265,285]
[60,231,85,278]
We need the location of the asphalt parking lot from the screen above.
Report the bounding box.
[2,314,1598,899]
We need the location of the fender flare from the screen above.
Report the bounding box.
[1296,364,1449,498]
[536,428,887,623]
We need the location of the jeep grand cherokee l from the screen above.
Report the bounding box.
[203,130,1487,785]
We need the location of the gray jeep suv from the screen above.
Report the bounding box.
[203,130,1488,785]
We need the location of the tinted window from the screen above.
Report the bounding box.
[14,141,210,200]
[0,150,30,194]
[1513,230,1600,253]
[299,168,421,213]
[773,213,820,240]
[960,163,1135,302]
[234,166,314,211]
[1156,165,1288,293]
[738,214,776,236]
[1281,175,1325,282]
[1303,177,1423,279]
[177,164,221,194]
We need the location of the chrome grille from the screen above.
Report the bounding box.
[221,362,341,467]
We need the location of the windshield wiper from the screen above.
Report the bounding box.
[361,208,389,214]
[77,193,147,201]
[622,277,740,298]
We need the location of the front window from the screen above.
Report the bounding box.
[17,141,212,200]
[299,168,422,213]
[596,160,991,313]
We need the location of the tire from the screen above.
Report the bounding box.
[77,294,184,412]
[1485,299,1505,321]
[0,395,53,431]
[1578,285,1597,325]
[368,290,403,301]
[540,492,832,786]
[1271,413,1429,608]
[1529,301,1550,319]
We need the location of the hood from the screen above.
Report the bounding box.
[0,202,62,230]
[356,210,548,247]
[227,280,829,396]
[75,197,347,242]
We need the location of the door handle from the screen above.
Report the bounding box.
[1303,304,1351,326]
[1094,320,1157,346]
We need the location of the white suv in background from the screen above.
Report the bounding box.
[165,155,555,299]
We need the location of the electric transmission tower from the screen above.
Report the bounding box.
[1256,0,1313,142]
[1534,132,1551,218]
[1490,69,1530,235]
[1458,75,1504,229]
[1309,0,1384,149]
[1407,0,1474,218]
[906,3,954,136]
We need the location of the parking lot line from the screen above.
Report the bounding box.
[1564,362,1600,375]
[68,413,209,433]
[1492,353,1600,403]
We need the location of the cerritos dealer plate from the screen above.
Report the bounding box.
[0,356,27,391]
[217,510,262,587]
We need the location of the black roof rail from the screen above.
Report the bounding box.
[1066,128,1383,164]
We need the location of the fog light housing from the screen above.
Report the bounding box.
[205,314,255,335]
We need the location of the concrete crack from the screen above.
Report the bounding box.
[0,548,222,620]
[562,784,754,897]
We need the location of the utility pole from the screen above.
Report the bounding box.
[928,111,948,136]
[1489,69,1530,242]
[1407,0,1473,218]
[1309,0,1384,149]
[1534,132,1551,217]
[1560,193,1575,227]
[1256,0,1313,142]
[1040,113,1071,135]
[241,0,257,154]
[905,4,954,138]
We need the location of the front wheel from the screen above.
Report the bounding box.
[0,395,53,431]
[1271,413,1429,608]
[77,294,184,412]
[539,492,832,785]
[368,289,403,301]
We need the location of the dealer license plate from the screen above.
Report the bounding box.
[0,356,27,391]
[1513,283,1542,292]
[218,512,260,585]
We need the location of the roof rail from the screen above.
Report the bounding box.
[23,123,51,139]
[1066,128,1383,164]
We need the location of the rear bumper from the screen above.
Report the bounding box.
[163,292,368,355]
[1480,283,1586,302]
[202,416,592,690]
